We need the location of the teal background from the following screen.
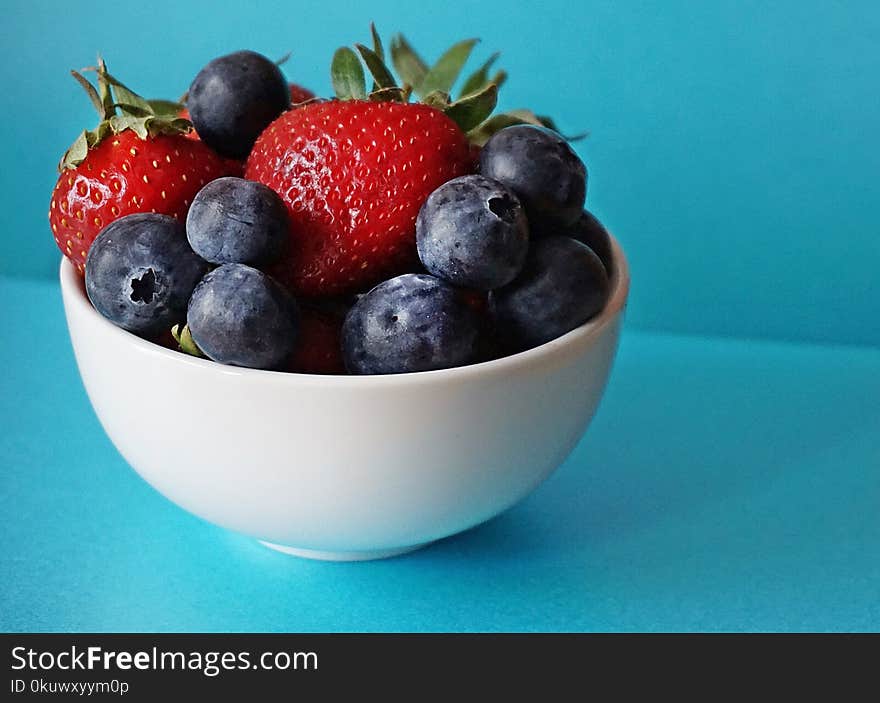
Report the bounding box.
[3,0,878,345]
[2,278,878,632]
[1,1,878,632]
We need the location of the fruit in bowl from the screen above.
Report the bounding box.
[53,28,630,560]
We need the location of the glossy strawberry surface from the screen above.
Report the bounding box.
[49,130,232,273]
[285,306,346,374]
[245,100,472,297]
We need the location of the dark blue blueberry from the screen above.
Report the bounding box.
[342,274,481,374]
[187,264,299,370]
[85,213,209,337]
[416,175,529,290]
[187,50,290,159]
[489,236,609,351]
[479,125,586,229]
[186,177,288,266]
[533,209,613,276]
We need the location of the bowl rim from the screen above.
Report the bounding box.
[61,234,630,386]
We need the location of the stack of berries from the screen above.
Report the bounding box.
[49,28,613,375]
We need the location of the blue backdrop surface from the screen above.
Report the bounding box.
[1,277,878,632]
[1,1,878,632]
[2,0,878,345]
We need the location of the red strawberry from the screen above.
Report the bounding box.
[178,107,200,141]
[285,305,346,374]
[151,326,179,351]
[288,83,317,105]
[458,288,489,316]
[245,100,471,297]
[49,62,234,274]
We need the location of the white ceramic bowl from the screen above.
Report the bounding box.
[61,237,629,561]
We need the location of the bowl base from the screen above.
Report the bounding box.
[259,540,429,561]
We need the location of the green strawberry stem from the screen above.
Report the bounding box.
[418,39,479,97]
[370,23,385,62]
[60,58,191,171]
[459,52,500,98]
[171,324,206,358]
[333,26,576,145]
[331,47,367,100]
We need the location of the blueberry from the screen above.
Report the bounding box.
[85,213,209,337]
[416,175,529,290]
[490,236,609,350]
[187,264,299,370]
[186,177,287,266]
[342,274,480,374]
[187,51,290,160]
[479,125,586,229]
[534,210,613,276]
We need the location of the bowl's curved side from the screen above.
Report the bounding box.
[60,238,628,553]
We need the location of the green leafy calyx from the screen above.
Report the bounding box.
[171,324,206,358]
[331,25,571,144]
[59,57,190,171]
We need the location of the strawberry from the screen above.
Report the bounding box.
[178,107,200,141]
[151,326,180,352]
[288,83,317,105]
[285,305,346,374]
[458,288,489,316]
[48,60,235,273]
[244,28,566,298]
[246,100,471,297]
